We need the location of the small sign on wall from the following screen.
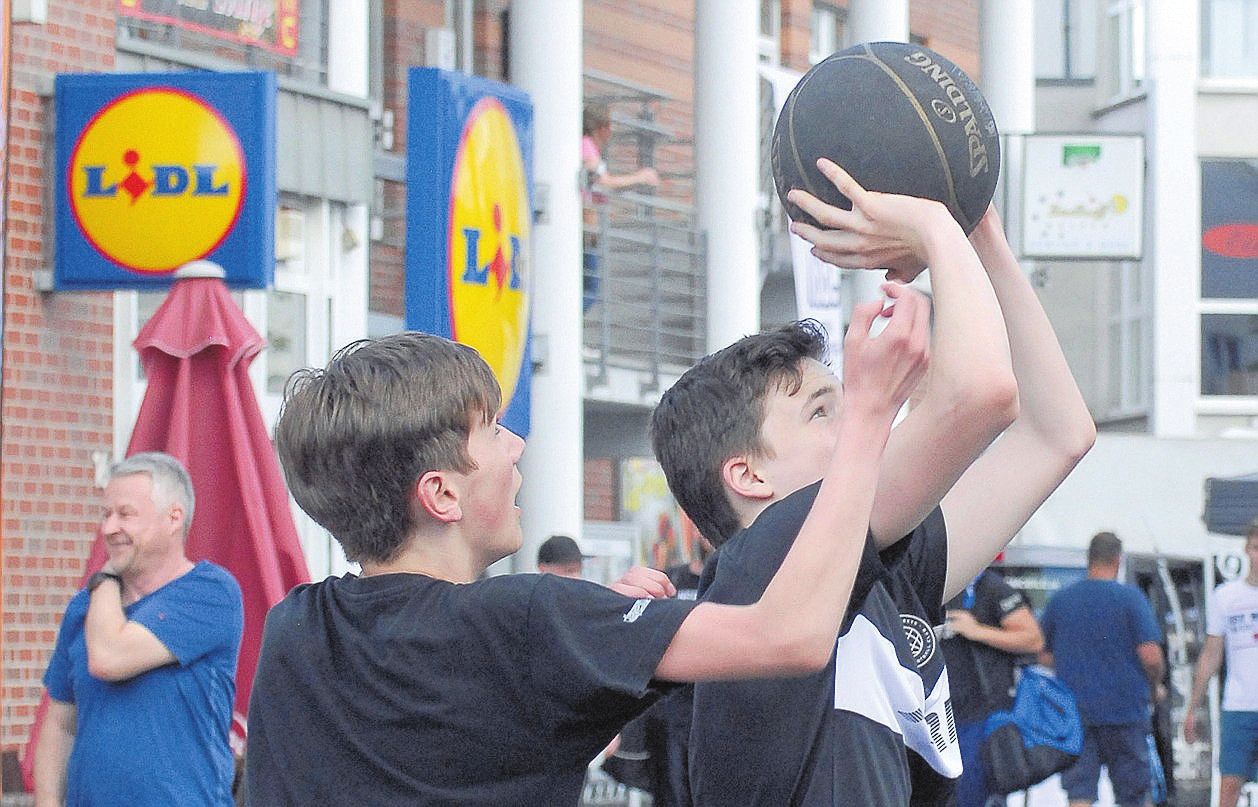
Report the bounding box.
[1021,134,1145,260]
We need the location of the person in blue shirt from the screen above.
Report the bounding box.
[33,451,243,807]
[1040,531,1166,807]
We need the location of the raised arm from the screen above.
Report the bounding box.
[83,571,177,681]
[788,159,1019,550]
[937,208,1095,596]
[655,286,930,681]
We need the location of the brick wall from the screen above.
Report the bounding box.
[583,458,618,521]
[2,0,117,776]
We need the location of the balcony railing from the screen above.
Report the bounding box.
[583,71,707,398]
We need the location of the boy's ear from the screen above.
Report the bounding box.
[415,470,462,523]
[722,455,774,501]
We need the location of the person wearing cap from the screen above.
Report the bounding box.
[537,534,585,579]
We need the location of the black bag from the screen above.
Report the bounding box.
[980,665,1084,795]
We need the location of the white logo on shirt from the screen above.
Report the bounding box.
[901,614,937,667]
[623,599,651,623]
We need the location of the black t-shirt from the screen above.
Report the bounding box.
[689,483,960,807]
[245,571,696,806]
[940,570,1031,723]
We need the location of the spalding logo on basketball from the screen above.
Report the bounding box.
[449,97,531,406]
[772,41,1000,234]
[68,87,246,273]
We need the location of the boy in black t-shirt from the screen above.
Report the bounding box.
[245,293,928,807]
[650,160,1096,806]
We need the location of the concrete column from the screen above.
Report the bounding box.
[978,1,1035,280]
[1146,0,1200,436]
[847,0,908,48]
[844,0,909,308]
[695,0,761,351]
[980,0,1035,136]
[509,0,585,568]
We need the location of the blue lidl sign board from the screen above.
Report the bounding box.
[407,67,534,437]
[54,71,276,290]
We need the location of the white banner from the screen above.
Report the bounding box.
[760,63,845,369]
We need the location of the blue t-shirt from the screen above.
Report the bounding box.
[43,561,243,807]
[1039,578,1162,726]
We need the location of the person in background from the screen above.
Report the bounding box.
[581,101,660,311]
[33,452,243,807]
[940,567,1045,807]
[537,534,585,578]
[1040,531,1166,807]
[1183,519,1258,807]
[663,534,713,601]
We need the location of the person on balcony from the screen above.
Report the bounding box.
[581,102,660,312]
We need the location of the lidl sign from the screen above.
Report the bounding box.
[407,68,533,437]
[54,71,276,290]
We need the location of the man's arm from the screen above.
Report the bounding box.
[83,574,176,681]
[788,159,1019,552]
[656,285,929,681]
[32,698,76,807]
[1183,633,1224,743]
[1138,640,1167,702]
[947,604,1043,655]
[935,208,1095,596]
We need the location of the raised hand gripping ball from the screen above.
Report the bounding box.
[771,41,1001,234]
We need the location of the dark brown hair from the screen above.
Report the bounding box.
[651,320,829,547]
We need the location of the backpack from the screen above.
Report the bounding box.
[980,665,1084,795]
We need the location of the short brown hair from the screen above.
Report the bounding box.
[275,332,501,565]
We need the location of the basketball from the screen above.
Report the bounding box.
[771,41,1001,234]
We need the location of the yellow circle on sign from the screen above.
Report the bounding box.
[449,98,531,407]
[68,87,246,273]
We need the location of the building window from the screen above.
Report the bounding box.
[266,291,309,394]
[1201,160,1258,300]
[1201,160,1258,397]
[447,0,475,74]
[117,0,330,85]
[1104,0,1145,99]
[810,4,847,64]
[1036,0,1098,80]
[1202,314,1258,395]
[1202,0,1258,77]
[760,0,781,63]
[1104,261,1150,416]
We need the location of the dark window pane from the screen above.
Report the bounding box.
[1202,313,1258,395]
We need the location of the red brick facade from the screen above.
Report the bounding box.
[2,0,117,771]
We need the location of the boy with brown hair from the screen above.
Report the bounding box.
[245,272,929,805]
[652,159,1096,805]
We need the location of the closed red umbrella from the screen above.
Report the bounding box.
[116,261,311,732]
[23,262,310,786]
